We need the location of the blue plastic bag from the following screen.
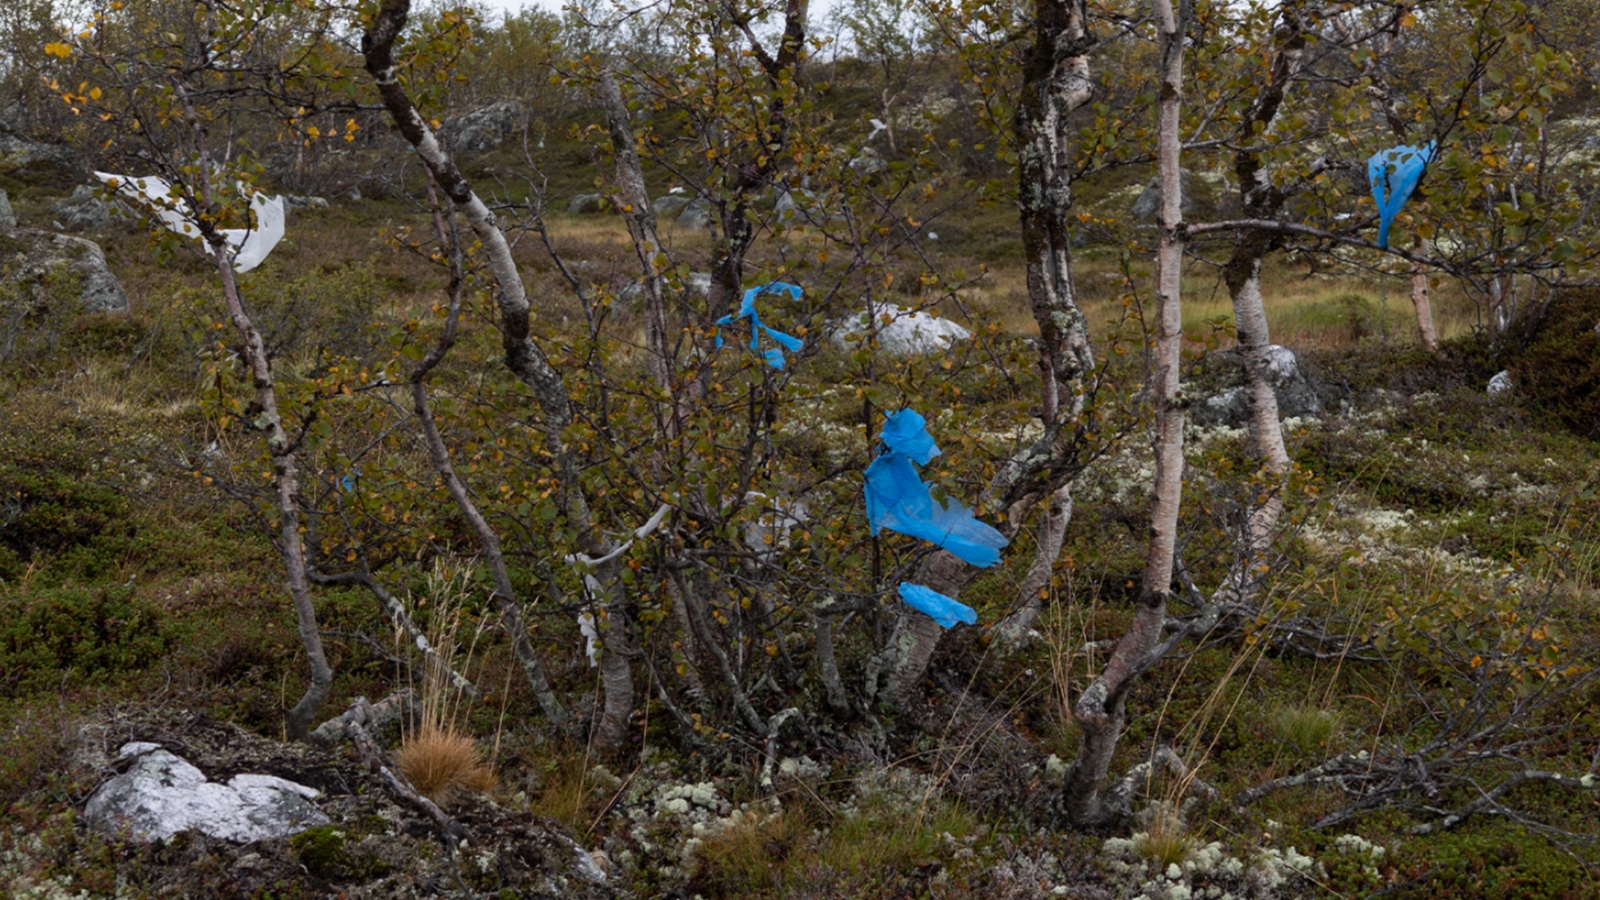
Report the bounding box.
[714,281,804,369]
[1368,142,1435,250]
[898,582,977,629]
[863,409,1008,568]
[880,408,940,465]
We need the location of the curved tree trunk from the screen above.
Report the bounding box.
[177,78,331,742]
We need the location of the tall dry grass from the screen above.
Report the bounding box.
[392,562,497,807]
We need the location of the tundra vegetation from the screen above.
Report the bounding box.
[1,0,1598,897]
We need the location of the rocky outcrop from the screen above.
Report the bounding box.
[1130,169,1197,221]
[652,193,692,218]
[676,196,712,230]
[0,109,79,176]
[1188,344,1322,427]
[568,193,608,214]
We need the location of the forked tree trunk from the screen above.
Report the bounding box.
[1213,9,1305,605]
[364,0,622,746]
[1060,0,1187,827]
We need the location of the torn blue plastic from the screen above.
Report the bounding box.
[898,582,977,629]
[1368,142,1436,250]
[863,409,1008,568]
[880,408,940,465]
[713,281,804,369]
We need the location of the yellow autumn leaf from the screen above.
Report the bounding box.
[44,41,71,58]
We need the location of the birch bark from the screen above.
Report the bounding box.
[1060,0,1186,826]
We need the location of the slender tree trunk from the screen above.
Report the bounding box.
[177,76,330,741]
[879,0,1098,702]
[216,251,331,742]
[1411,236,1438,350]
[598,71,673,394]
[1060,0,1186,826]
[404,189,573,733]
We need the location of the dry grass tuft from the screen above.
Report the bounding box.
[391,562,497,807]
[394,722,497,807]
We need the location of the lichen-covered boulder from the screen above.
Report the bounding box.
[0,229,128,317]
[676,197,713,230]
[442,100,522,154]
[652,193,692,218]
[0,189,16,230]
[568,193,607,214]
[85,742,330,843]
[1189,344,1322,427]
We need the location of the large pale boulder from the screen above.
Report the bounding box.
[830,304,971,356]
[84,742,329,843]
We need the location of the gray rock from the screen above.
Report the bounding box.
[84,742,329,843]
[0,189,14,230]
[283,194,329,214]
[1130,169,1197,221]
[619,271,711,306]
[568,193,607,214]
[0,229,128,316]
[442,100,522,154]
[848,146,885,177]
[1188,344,1321,426]
[676,197,712,230]
[52,185,109,232]
[652,193,691,218]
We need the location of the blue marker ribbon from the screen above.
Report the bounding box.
[714,281,804,369]
[898,582,977,629]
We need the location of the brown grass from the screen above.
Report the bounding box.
[393,722,497,807]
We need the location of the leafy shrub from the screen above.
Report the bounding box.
[0,464,128,581]
[0,586,174,695]
[1512,287,1600,439]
